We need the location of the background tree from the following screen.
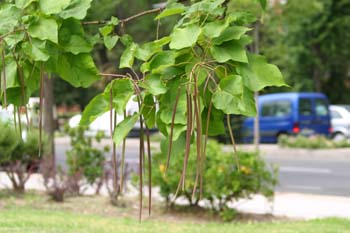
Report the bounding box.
[260,0,350,104]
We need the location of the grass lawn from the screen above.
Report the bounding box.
[0,191,349,233]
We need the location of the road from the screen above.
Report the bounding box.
[55,138,350,197]
[266,156,350,197]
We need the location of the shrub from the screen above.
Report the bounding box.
[64,125,108,195]
[278,135,350,149]
[0,121,47,193]
[143,140,277,220]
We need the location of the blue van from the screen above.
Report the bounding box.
[242,92,332,143]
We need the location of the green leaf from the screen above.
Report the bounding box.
[140,74,167,96]
[212,26,251,45]
[212,91,239,114]
[80,94,109,126]
[201,107,225,136]
[149,51,176,73]
[219,75,243,96]
[159,80,187,125]
[166,124,187,141]
[237,87,257,116]
[57,53,99,87]
[62,35,92,54]
[110,16,119,26]
[99,24,113,37]
[135,37,171,61]
[103,35,119,50]
[256,0,267,9]
[106,79,134,115]
[238,54,286,92]
[28,17,58,43]
[203,20,229,39]
[210,40,248,63]
[59,0,93,20]
[39,0,70,15]
[3,60,19,89]
[142,94,156,128]
[22,39,49,61]
[113,114,139,146]
[58,18,92,54]
[160,132,186,157]
[15,0,37,9]
[119,43,138,68]
[169,24,201,50]
[155,3,186,20]
[0,4,21,34]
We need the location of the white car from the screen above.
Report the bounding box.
[330,105,350,141]
[68,98,141,137]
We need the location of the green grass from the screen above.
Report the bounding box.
[0,206,349,233]
[0,191,349,233]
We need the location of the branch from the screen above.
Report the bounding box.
[0,28,26,40]
[83,7,164,25]
[99,73,129,78]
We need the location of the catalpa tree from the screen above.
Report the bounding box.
[0,0,286,219]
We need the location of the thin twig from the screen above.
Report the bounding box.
[99,73,128,78]
[83,8,164,25]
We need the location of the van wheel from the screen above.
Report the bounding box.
[333,133,346,142]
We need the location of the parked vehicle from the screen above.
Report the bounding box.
[68,97,157,137]
[243,92,332,143]
[330,105,350,141]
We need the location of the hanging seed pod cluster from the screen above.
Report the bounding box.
[0,0,286,221]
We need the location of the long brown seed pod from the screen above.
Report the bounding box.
[145,126,152,216]
[119,110,127,192]
[1,41,7,108]
[165,88,182,173]
[227,114,240,170]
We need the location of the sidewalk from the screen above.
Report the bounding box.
[1,172,350,220]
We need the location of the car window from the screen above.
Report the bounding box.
[315,99,328,116]
[331,110,342,119]
[299,98,312,116]
[261,100,291,117]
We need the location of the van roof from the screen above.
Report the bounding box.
[259,92,327,101]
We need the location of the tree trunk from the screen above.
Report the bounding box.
[43,75,56,170]
[253,22,260,152]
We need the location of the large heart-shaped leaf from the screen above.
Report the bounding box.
[113,114,139,146]
[80,93,109,126]
[238,54,286,92]
[169,24,201,50]
[28,17,58,43]
[210,40,248,63]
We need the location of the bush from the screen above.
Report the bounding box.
[0,121,47,193]
[64,125,108,195]
[145,140,277,220]
[278,135,350,149]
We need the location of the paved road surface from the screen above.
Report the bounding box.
[55,138,350,197]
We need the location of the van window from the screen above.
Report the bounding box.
[315,99,328,116]
[299,98,312,116]
[331,110,342,119]
[261,100,291,117]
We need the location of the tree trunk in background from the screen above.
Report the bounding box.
[43,75,55,169]
[253,22,260,152]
